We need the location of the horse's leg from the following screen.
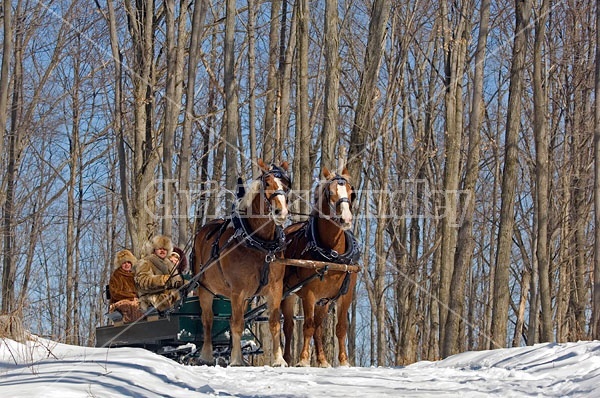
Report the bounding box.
[282,295,295,365]
[312,303,331,368]
[267,287,287,367]
[198,288,215,365]
[297,294,316,367]
[335,295,352,367]
[336,274,356,367]
[228,292,246,366]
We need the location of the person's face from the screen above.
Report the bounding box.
[154,247,168,259]
[169,256,178,265]
[121,261,132,272]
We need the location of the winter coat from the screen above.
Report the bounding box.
[134,254,184,312]
[108,267,138,304]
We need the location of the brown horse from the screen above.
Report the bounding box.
[282,166,360,367]
[192,160,291,366]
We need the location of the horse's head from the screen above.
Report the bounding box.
[316,166,355,230]
[248,159,291,226]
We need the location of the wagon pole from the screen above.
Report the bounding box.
[271,258,361,273]
[243,258,361,323]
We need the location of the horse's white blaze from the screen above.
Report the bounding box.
[337,183,353,228]
[272,177,288,224]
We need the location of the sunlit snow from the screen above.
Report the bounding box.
[2,336,600,397]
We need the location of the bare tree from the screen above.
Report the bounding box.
[224,0,239,200]
[247,0,258,176]
[2,0,68,313]
[347,0,392,188]
[0,0,12,163]
[438,0,472,353]
[161,0,188,237]
[178,0,208,243]
[491,0,532,349]
[533,0,552,343]
[319,0,340,170]
[443,0,490,358]
[262,0,281,163]
[122,0,159,251]
[593,0,600,340]
[293,0,311,217]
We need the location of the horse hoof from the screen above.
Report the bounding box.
[195,357,216,366]
[295,360,311,367]
[318,361,331,368]
[272,359,288,367]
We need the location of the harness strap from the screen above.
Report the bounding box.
[316,271,352,308]
[231,209,287,254]
[249,252,277,298]
[302,216,360,265]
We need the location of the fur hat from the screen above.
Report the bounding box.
[113,249,137,270]
[147,235,174,256]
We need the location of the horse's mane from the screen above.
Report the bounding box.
[238,179,262,211]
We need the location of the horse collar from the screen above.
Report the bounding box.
[231,209,286,254]
[304,216,360,265]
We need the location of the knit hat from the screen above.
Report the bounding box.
[113,249,137,270]
[148,235,174,255]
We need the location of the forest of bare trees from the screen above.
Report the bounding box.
[1,0,600,367]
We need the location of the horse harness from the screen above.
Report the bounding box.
[286,215,361,307]
[195,167,290,298]
[320,174,356,224]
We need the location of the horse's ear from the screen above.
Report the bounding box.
[236,177,246,199]
[257,158,267,172]
[322,167,333,179]
[342,166,350,177]
[280,161,289,171]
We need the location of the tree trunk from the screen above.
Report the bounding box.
[178,0,208,242]
[247,0,258,176]
[347,0,392,189]
[162,0,188,237]
[277,0,296,164]
[224,0,239,199]
[293,0,311,218]
[533,0,553,344]
[443,0,490,358]
[262,0,281,163]
[438,0,470,352]
[320,0,340,170]
[0,0,12,162]
[1,12,23,313]
[593,0,600,340]
[491,0,532,348]
[124,0,159,252]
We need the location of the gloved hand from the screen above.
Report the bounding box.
[166,276,184,289]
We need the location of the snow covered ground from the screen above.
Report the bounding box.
[1,336,600,397]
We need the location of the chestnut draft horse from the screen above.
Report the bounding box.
[282,167,360,367]
[192,160,291,366]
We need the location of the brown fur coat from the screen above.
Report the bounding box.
[134,254,184,312]
[109,267,138,304]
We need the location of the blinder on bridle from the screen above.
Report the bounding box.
[261,164,292,205]
[323,174,355,216]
